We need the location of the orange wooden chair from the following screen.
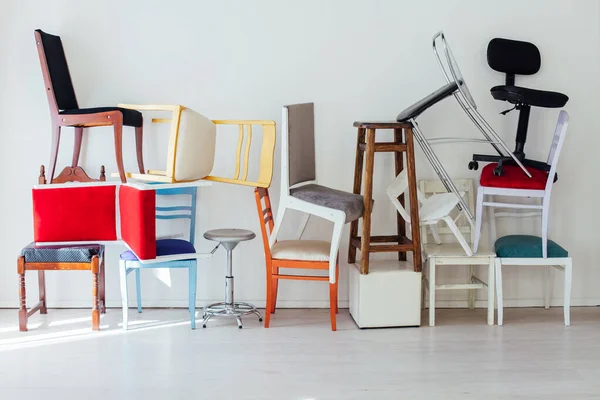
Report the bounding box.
[254,187,339,331]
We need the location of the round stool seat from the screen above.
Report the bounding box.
[203,228,255,243]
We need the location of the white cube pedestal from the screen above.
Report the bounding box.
[349,260,422,328]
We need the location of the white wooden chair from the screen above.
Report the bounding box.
[494,235,572,326]
[474,110,570,258]
[413,177,495,326]
[269,103,364,284]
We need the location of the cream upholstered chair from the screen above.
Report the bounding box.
[255,188,339,330]
[117,104,276,188]
[269,102,364,285]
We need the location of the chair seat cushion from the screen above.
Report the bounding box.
[272,240,331,262]
[290,184,364,223]
[21,243,103,263]
[491,85,568,108]
[396,81,458,122]
[120,239,195,261]
[60,107,143,127]
[495,235,568,258]
[480,163,548,190]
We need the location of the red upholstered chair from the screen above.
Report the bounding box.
[34,29,144,183]
[18,166,114,332]
[473,111,569,258]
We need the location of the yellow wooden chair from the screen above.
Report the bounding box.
[116,104,276,188]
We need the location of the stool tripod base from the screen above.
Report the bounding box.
[202,302,262,329]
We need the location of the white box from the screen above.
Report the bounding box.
[349,260,422,328]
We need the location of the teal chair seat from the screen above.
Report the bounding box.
[494,235,568,258]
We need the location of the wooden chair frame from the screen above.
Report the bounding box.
[255,188,339,331]
[35,30,144,184]
[18,165,107,332]
[118,104,276,187]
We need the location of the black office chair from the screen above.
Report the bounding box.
[469,38,569,176]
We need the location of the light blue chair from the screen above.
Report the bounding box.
[119,185,199,329]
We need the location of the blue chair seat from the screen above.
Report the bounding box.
[120,239,196,261]
[494,235,568,258]
[21,243,103,263]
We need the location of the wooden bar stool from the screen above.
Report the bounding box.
[348,121,422,274]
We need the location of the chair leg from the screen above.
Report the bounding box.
[135,269,142,313]
[72,127,84,167]
[329,281,338,331]
[189,262,197,330]
[495,259,503,326]
[113,121,126,183]
[48,124,61,183]
[91,262,100,331]
[335,264,339,314]
[18,272,27,332]
[488,195,497,247]
[329,213,345,284]
[473,187,484,253]
[429,258,436,327]
[541,198,550,258]
[271,268,279,314]
[135,126,145,174]
[487,259,495,326]
[119,261,129,330]
[564,259,572,326]
[99,257,106,314]
[38,271,47,314]
[264,268,273,328]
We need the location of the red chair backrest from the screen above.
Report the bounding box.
[119,185,156,260]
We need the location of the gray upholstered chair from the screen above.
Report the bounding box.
[269,102,364,284]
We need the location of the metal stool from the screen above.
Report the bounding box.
[202,229,262,329]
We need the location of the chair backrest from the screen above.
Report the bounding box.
[487,38,541,86]
[34,29,79,113]
[419,177,475,244]
[281,103,317,194]
[33,166,117,243]
[154,185,198,244]
[168,107,216,182]
[119,185,157,260]
[254,187,275,261]
[544,110,569,193]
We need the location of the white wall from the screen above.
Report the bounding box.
[1,0,598,310]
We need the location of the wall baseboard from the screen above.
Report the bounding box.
[1,298,599,309]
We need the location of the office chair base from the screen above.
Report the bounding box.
[201,302,263,329]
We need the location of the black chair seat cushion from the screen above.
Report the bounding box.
[491,85,568,108]
[290,184,365,223]
[59,107,143,127]
[397,81,458,122]
[21,243,104,263]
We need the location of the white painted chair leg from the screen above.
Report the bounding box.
[444,216,473,256]
[328,212,346,284]
[495,258,503,326]
[487,194,497,248]
[541,197,550,259]
[119,260,129,330]
[473,187,484,253]
[487,258,495,325]
[429,258,436,327]
[564,259,572,326]
[544,266,552,310]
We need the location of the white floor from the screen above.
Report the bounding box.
[1,307,599,399]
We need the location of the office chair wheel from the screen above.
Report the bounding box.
[468,161,479,171]
[493,165,504,176]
